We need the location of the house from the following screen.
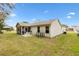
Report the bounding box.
[3,25,14,31]
[62,24,74,32]
[67,26,74,32]
[61,24,69,31]
[73,26,79,33]
[16,19,63,38]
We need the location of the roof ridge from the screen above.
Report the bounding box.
[16,19,59,26]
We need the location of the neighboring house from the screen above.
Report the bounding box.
[73,26,79,33]
[16,19,63,38]
[67,26,74,31]
[61,24,74,32]
[61,24,69,31]
[3,25,14,31]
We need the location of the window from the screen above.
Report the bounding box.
[37,26,40,33]
[45,26,49,33]
[25,28,27,32]
[28,27,31,32]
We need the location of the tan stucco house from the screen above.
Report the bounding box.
[16,19,63,38]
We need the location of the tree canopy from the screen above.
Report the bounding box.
[0,3,15,33]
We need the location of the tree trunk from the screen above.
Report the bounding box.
[0,28,3,34]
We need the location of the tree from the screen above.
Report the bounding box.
[0,3,15,33]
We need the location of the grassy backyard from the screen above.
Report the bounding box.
[0,31,79,56]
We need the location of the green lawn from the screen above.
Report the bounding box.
[0,32,79,56]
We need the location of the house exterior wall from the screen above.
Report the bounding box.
[39,26,50,37]
[40,26,45,33]
[31,26,50,37]
[50,20,62,38]
[31,26,37,35]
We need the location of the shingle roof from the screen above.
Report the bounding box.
[18,22,30,26]
[30,19,56,26]
[17,19,59,27]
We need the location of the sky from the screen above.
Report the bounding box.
[5,3,79,27]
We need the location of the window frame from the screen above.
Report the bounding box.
[37,26,40,33]
[45,26,49,33]
[28,27,31,32]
